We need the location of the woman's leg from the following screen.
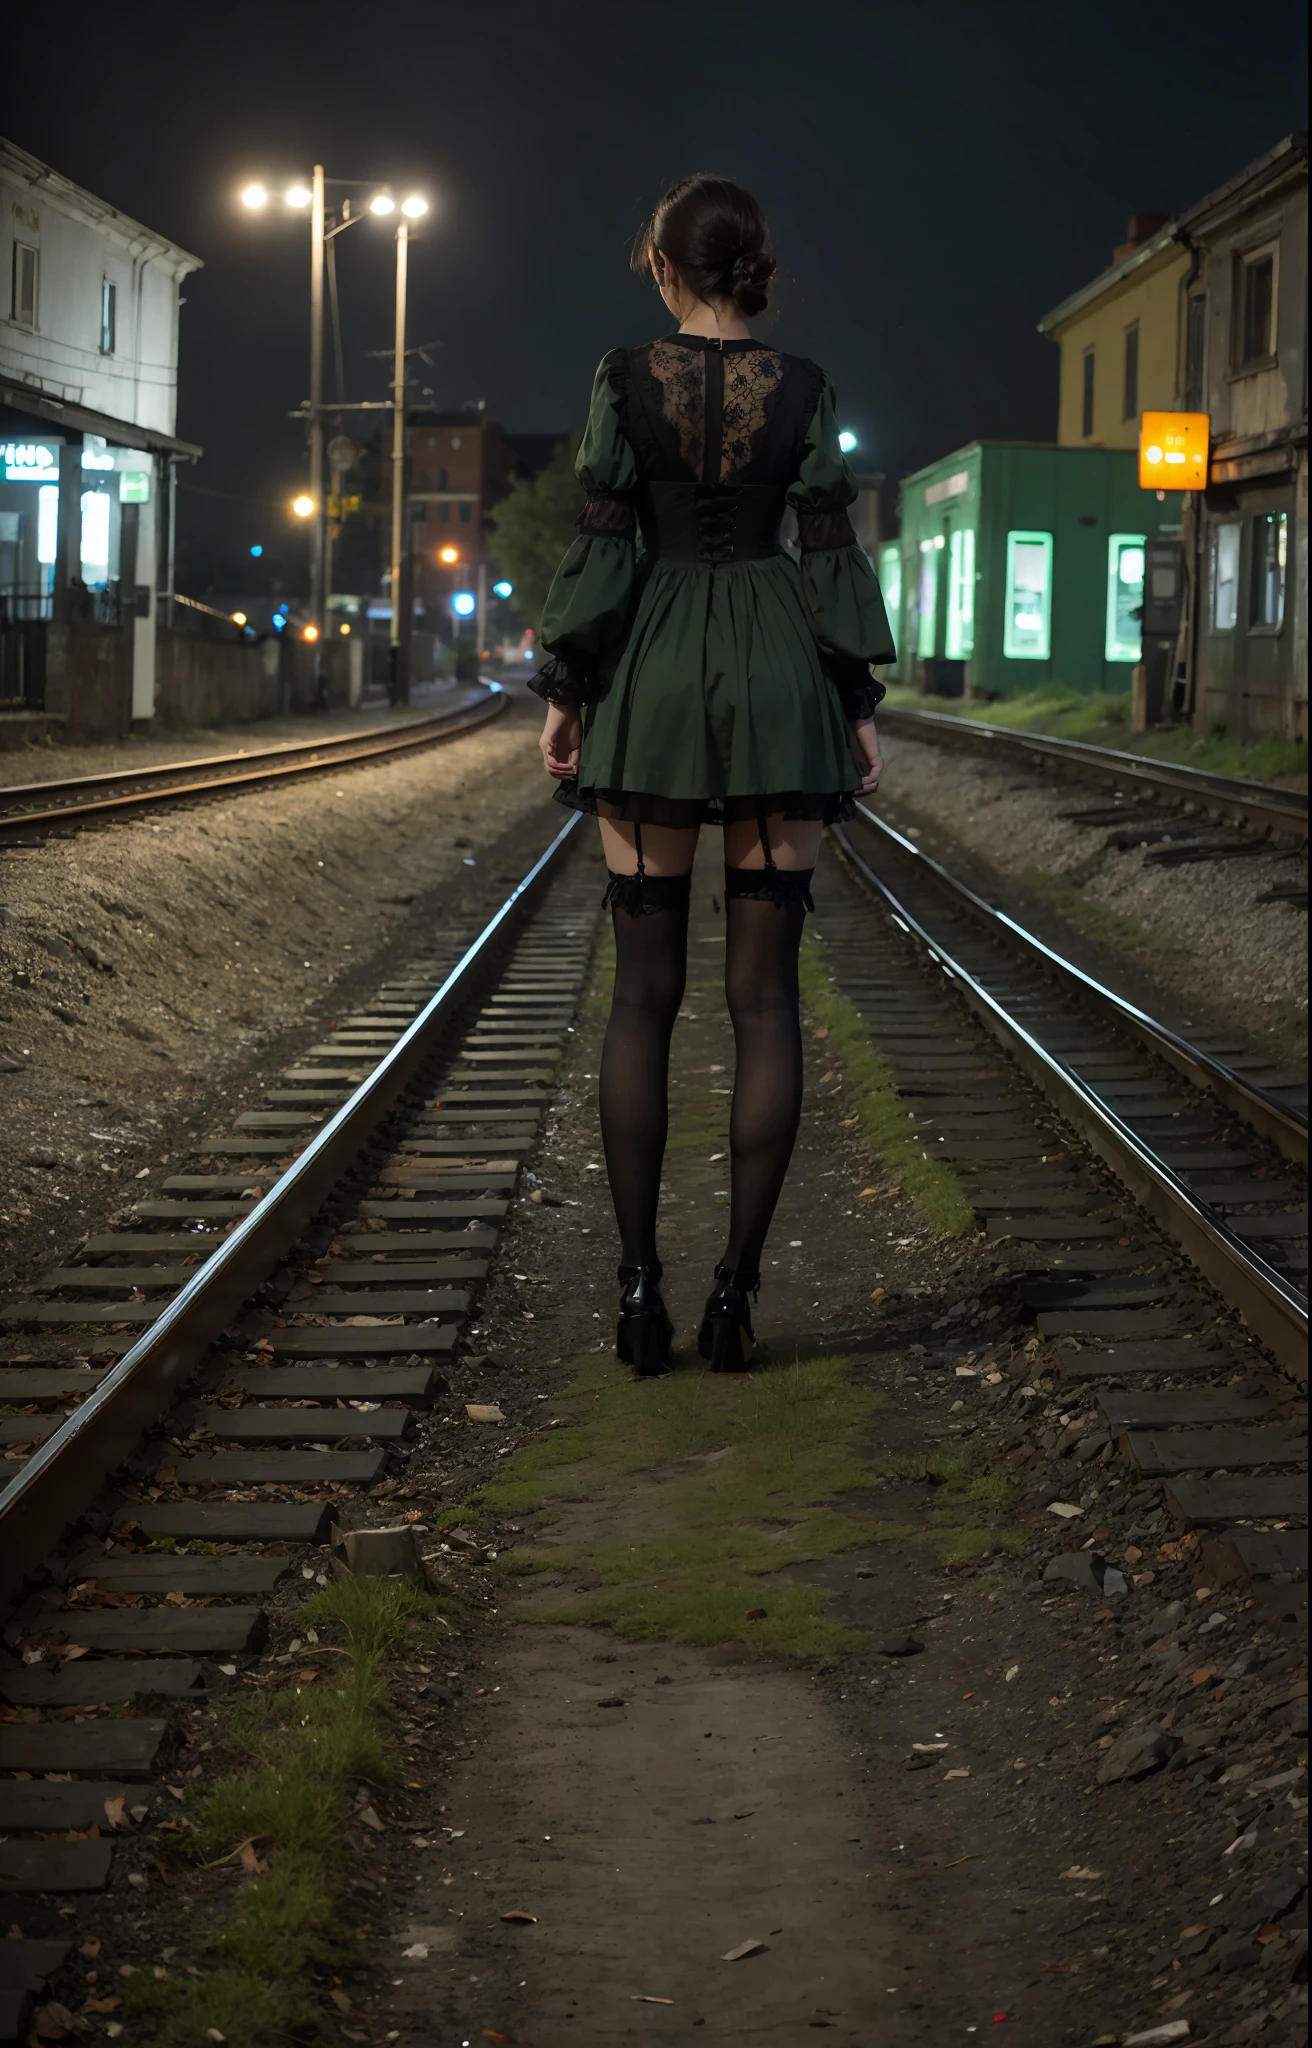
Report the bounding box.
[718,816,824,1280]
[596,812,699,1272]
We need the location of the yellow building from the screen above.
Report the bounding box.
[1039,215,1191,447]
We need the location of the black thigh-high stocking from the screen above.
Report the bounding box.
[598,875,691,1272]
[721,876,811,1280]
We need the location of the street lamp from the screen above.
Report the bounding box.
[838,429,858,454]
[238,168,431,703]
[291,493,316,519]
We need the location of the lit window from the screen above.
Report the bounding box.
[878,544,901,656]
[1122,323,1139,422]
[1237,251,1275,367]
[1250,511,1287,631]
[37,484,59,565]
[80,489,111,587]
[945,528,975,660]
[915,541,938,659]
[12,244,38,329]
[100,279,117,355]
[1081,350,1095,438]
[1105,534,1145,662]
[1211,522,1240,631]
[1003,532,1053,661]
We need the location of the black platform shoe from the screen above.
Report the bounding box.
[616,1264,674,1378]
[696,1264,758,1373]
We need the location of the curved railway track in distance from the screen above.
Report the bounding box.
[0,682,508,840]
[875,702,1308,845]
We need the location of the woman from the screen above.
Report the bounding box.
[532,173,891,1377]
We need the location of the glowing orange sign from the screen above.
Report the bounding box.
[1139,412,1209,491]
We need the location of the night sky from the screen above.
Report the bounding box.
[11,0,1308,585]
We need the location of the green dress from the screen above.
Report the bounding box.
[531,335,894,826]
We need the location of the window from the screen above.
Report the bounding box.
[79,489,111,588]
[100,279,116,355]
[1237,251,1275,367]
[945,527,976,659]
[438,466,448,491]
[12,243,38,328]
[1210,522,1240,631]
[915,538,941,659]
[437,502,450,522]
[458,500,472,524]
[1250,511,1287,631]
[1122,322,1139,421]
[1184,292,1206,409]
[1081,350,1095,438]
[1105,534,1145,662]
[878,543,901,655]
[1003,531,1053,660]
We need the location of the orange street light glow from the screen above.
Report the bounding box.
[291,493,316,518]
[339,622,351,635]
[438,544,460,563]
[1139,411,1209,491]
[231,611,248,626]
[303,624,320,642]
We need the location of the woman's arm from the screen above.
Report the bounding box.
[847,715,883,795]
[539,702,582,781]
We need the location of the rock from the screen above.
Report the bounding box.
[24,1148,59,1168]
[876,1635,924,1658]
[331,1525,422,1579]
[1142,1601,1185,1642]
[75,940,115,973]
[1096,1725,1180,1785]
[1224,1647,1262,1679]
[1289,1695,1309,1737]
[1244,1871,1306,1927]
[1219,1941,1263,1972]
[1043,1552,1129,1600]
[1074,1432,1112,1463]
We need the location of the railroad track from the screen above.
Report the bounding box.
[818,805,1306,1622]
[876,702,1308,866]
[0,684,508,839]
[0,813,593,2038]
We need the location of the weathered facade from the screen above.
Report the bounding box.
[0,137,201,739]
[1039,213,1188,452]
[1175,136,1307,740]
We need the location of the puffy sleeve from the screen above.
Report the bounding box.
[787,371,894,718]
[531,350,638,708]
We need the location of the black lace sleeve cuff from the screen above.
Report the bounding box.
[797,506,858,552]
[829,660,888,719]
[577,492,637,540]
[528,652,607,709]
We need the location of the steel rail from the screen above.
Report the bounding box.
[831,820,1308,1379]
[0,683,508,836]
[0,810,581,1606]
[849,802,1308,1171]
[875,703,1308,839]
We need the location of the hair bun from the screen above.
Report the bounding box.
[731,252,776,288]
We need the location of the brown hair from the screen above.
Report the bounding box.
[632,174,777,318]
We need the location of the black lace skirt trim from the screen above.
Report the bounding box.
[552,784,859,829]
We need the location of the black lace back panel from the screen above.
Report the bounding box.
[619,339,853,552]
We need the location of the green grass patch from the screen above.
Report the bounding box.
[1260,996,1308,1063]
[874,1440,1026,1566]
[476,1349,903,1657]
[127,1575,452,2046]
[882,683,1307,785]
[798,932,974,1236]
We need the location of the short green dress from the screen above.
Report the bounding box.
[530,334,893,826]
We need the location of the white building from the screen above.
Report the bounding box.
[0,137,202,729]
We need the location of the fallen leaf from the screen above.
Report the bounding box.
[483,2034,509,2045]
[32,2005,85,2042]
[1046,1502,1082,1520]
[1004,1665,1020,1683]
[742,1607,767,1621]
[943,1768,971,1780]
[466,1403,506,1424]
[500,1910,537,1924]
[912,1741,950,1752]
[1061,1865,1103,1880]
[356,1805,385,1833]
[103,1796,130,1832]
[330,1988,353,2011]
[238,1841,267,1874]
[79,1998,120,2014]
[79,1938,102,1960]
[722,1938,769,1961]
[400,1944,428,1960]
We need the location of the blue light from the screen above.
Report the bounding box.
[249,543,264,558]
[452,591,476,617]
[838,429,858,454]
[278,603,289,614]
[272,614,285,631]
[492,579,513,599]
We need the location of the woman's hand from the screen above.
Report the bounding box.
[848,716,884,796]
[539,703,582,781]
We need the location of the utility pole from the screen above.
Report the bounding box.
[310,164,327,700]
[389,218,410,705]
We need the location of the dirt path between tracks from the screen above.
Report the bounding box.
[349,844,1306,2048]
[0,688,551,1293]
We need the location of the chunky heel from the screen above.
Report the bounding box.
[696,1264,759,1374]
[615,1264,674,1378]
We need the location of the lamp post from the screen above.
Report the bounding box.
[239,173,429,706]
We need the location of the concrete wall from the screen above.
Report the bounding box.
[154,632,280,730]
[42,620,132,741]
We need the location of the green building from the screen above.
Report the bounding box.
[879,443,1176,697]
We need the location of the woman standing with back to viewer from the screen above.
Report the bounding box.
[532,173,892,1377]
